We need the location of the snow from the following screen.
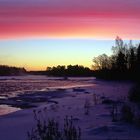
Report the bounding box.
[0,76,138,140]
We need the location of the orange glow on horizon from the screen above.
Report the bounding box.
[3,62,92,71]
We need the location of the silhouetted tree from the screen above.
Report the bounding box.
[129,48,136,71]
[116,51,127,72]
[92,37,140,80]
[92,54,111,70]
[137,44,140,70]
[112,37,128,71]
[136,44,140,81]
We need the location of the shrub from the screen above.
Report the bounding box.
[102,99,114,105]
[128,84,140,103]
[110,103,119,122]
[28,110,81,140]
[134,114,140,127]
[121,104,134,123]
[64,116,81,140]
[84,99,91,115]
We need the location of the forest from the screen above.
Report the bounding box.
[92,37,140,81]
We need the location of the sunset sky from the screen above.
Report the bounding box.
[0,0,140,70]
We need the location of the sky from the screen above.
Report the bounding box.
[0,0,140,70]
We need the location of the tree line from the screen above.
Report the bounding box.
[92,36,140,81]
[46,65,93,77]
[1,37,139,79]
[0,65,26,76]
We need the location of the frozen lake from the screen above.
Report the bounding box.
[0,75,96,115]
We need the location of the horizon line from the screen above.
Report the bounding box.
[1,36,140,41]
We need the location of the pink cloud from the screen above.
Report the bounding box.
[0,0,140,39]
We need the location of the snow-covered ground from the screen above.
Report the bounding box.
[0,76,138,140]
